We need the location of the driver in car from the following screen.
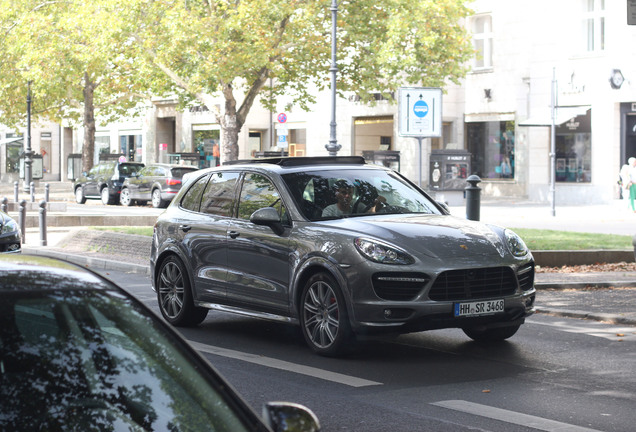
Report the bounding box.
[322,179,385,217]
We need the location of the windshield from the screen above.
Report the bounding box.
[282,168,442,221]
[0,291,252,432]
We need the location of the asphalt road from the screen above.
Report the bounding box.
[101,268,636,432]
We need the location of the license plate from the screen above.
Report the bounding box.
[454,299,504,317]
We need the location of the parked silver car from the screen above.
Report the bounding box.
[120,163,199,208]
[151,156,536,356]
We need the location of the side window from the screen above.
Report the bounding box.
[88,165,100,177]
[238,173,287,222]
[200,172,239,217]
[180,174,210,212]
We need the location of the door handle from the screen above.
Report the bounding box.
[179,224,191,232]
[229,230,240,239]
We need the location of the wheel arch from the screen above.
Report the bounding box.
[292,256,353,322]
[153,245,196,300]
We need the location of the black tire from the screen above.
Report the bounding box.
[156,255,208,326]
[300,272,354,356]
[463,324,521,342]
[101,187,114,205]
[152,188,167,208]
[120,187,134,206]
[75,187,86,204]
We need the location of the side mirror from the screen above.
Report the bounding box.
[250,207,285,235]
[262,402,321,432]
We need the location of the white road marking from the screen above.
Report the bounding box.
[527,319,636,341]
[432,400,603,432]
[188,341,382,388]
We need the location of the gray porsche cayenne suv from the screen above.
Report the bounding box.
[151,156,535,356]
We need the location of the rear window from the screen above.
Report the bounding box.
[170,167,198,178]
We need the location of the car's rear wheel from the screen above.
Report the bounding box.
[120,187,133,206]
[157,255,208,326]
[300,272,354,356]
[101,187,114,205]
[152,189,167,208]
[463,324,521,341]
[75,187,86,204]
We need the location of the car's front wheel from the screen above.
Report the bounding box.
[300,272,354,356]
[157,255,208,326]
[463,324,521,341]
[120,187,133,206]
[75,187,86,204]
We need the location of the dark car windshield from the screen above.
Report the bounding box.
[0,290,251,431]
[171,167,198,178]
[281,169,442,221]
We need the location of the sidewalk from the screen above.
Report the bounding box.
[20,226,636,327]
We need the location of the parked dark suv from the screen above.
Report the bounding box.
[120,163,199,208]
[151,156,536,356]
[73,161,144,205]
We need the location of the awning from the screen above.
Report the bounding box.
[518,105,590,127]
[0,137,23,145]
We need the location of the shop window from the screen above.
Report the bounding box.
[119,134,142,162]
[471,15,493,70]
[555,111,591,183]
[466,121,515,180]
[582,0,605,52]
[194,129,220,168]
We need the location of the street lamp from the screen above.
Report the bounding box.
[325,0,341,156]
[23,81,34,193]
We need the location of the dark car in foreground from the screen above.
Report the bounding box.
[0,254,320,431]
[151,156,536,356]
[120,163,199,208]
[0,210,20,253]
[73,161,145,205]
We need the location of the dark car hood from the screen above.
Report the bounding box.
[324,214,508,261]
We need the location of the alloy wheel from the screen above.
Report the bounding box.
[120,188,132,206]
[158,260,185,320]
[303,280,341,349]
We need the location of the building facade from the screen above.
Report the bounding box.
[3,0,634,207]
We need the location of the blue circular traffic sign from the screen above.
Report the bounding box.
[413,100,429,118]
[277,112,287,123]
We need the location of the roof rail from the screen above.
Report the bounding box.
[223,156,366,167]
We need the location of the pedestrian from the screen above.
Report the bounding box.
[619,161,630,202]
[629,157,636,213]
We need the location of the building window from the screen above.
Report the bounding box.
[555,110,591,183]
[471,15,493,70]
[582,0,605,52]
[466,121,515,179]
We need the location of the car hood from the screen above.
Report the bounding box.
[325,214,509,261]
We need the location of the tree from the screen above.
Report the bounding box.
[120,0,474,161]
[0,0,151,172]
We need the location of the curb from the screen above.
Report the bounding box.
[22,247,151,276]
[535,307,636,326]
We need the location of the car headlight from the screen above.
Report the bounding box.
[354,238,414,265]
[1,218,18,235]
[504,229,529,257]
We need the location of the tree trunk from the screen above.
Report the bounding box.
[221,83,241,162]
[81,72,97,173]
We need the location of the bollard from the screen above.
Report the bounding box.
[465,175,482,221]
[30,181,35,203]
[13,181,18,203]
[1,197,7,214]
[45,183,50,203]
[18,199,26,244]
[39,200,47,247]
